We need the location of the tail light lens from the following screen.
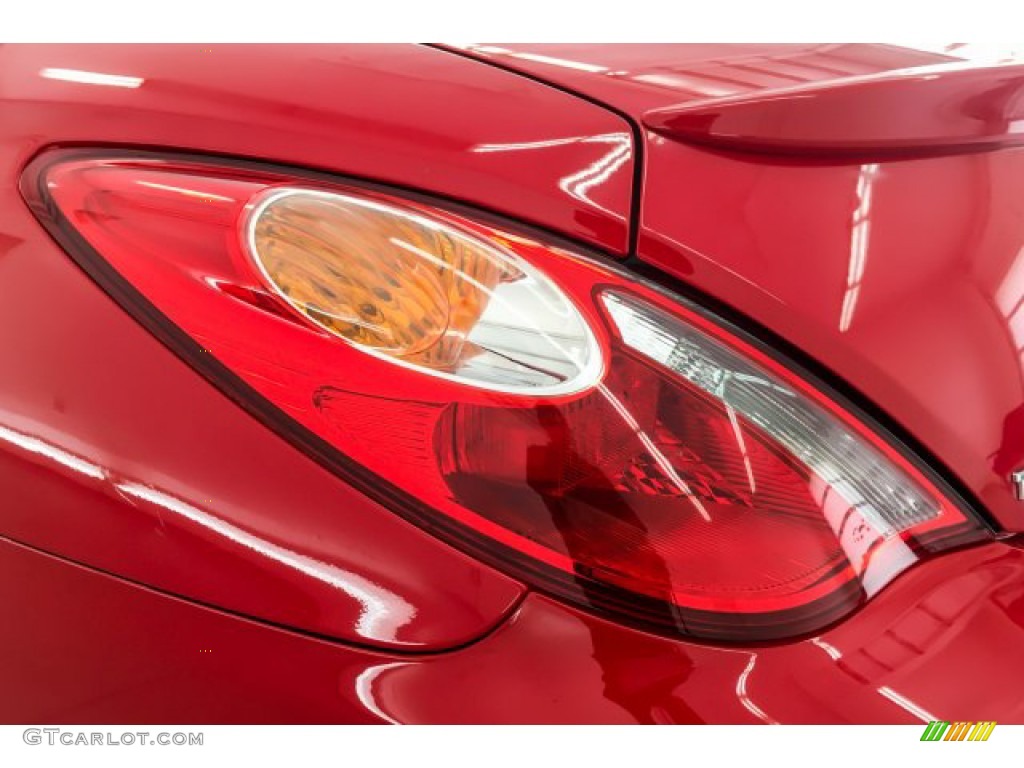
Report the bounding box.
[24,150,989,641]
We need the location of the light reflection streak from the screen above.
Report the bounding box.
[136,180,235,202]
[470,133,631,217]
[558,137,632,215]
[598,384,712,522]
[40,67,144,88]
[810,636,842,660]
[0,423,105,481]
[839,163,880,332]
[354,662,409,723]
[0,419,416,642]
[471,133,623,154]
[724,404,757,494]
[454,45,608,73]
[736,654,779,724]
[878,685,939,723]
[506,51,608,73]
[116,481,416,641]
[995,246,1024,317]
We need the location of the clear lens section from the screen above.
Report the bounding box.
[247,189,601,395]
[602,291,939,538]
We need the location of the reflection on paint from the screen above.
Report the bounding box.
[454,45,608,74]
[471,132,631,217]
[558,137,631,216]
[878,685,939,723]
[736,654,778,724]
[839,163,880,333]
[0,417,416,643]
[0,422,105,481]
[809,636,842,661]
[117,481,417,642]
[354,662,410,724]
[40,67,144,88]
[598,382,711,522]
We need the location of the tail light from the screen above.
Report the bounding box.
[23,150,989,642]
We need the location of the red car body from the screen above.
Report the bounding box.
[2,43,1024,723]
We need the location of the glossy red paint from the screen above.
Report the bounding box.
[2,43,1024,723]
[445,43,1024,533]
[0,44,634,254]
[5,532,1024,724]
[446,43,957,114]
[644,62,1024,157]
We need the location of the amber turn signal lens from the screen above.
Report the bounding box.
[246,188,601,394]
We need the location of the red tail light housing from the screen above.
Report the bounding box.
[23,149,990,642]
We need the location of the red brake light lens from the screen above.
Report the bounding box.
[24,150,989,642]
